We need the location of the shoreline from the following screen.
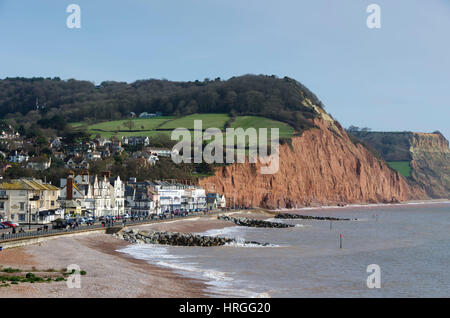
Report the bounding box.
[271,199,450,213]
[0,211,264,298]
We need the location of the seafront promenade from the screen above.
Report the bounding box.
[0,210,227,248]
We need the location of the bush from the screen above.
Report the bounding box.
[2,267,21,273]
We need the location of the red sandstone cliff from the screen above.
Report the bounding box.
[199,118,428,209]
[409,132,450,198]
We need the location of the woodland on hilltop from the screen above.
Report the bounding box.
[0,75,324,135]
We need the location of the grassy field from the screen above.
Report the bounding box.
[230,116,294,139]
[387,161,412,177]
[158,113,230,130]
[87,117,172,131]
[70,122,86,128]
[71,114,295,144]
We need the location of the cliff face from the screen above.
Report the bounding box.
[351,131,450,199]
[409,132,450,198]
[199,119,428,209]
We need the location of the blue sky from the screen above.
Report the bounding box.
[0,0,449,138]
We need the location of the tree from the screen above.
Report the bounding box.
[124,120,134,131]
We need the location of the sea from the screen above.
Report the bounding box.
[118,201,450,297]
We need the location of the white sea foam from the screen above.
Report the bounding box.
[224,240,279,248]
[197,226,242,237]
[198,226,281,248]
[117,243,263,297]
[119,244,183,259]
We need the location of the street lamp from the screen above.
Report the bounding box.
[28,205,31,230]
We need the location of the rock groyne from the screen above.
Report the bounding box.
[218,215,294,228]
[275,213,355,221]
[115,228,271,247]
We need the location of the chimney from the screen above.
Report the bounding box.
[67,177,74,200]
[102,171,111,178]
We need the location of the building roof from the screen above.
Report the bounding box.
[207,197,217,203]
[28,156,51,163]
[0,178,59,191]
[147,147,171,151]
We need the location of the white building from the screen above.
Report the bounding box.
[50,137,62,149]
[26,157,51,171]
[132,151,159,165]
[206,193,227,210]
[182,187,207,211]
[8,151,29,163]
[59,171,125,217]
[65,156,89,170]
[122,136,150,147]
[86,151,102,161]
[151,181,206,213]
[146,148,178,158]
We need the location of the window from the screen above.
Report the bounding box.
[19,214,25,221]
[20,202,25,211]
[0,202,4,210]
[11,214,15,220]
[51,201,55,206]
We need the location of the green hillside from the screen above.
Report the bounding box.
[230,116,294,138]
[158,113,230,130]
[387,161,412,177]
[74,114,295,142]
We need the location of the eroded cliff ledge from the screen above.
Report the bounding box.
[351,131,450,199]
[409,132,450,198]
[199,119,428,209]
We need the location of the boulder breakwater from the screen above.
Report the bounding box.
[275,213,355,221]
[115,228,271,247]
[218,215,295,228]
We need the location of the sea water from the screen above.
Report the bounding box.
[118,202,450,297]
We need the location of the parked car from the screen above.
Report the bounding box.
[77,218,87,224]
[1,221,18,228]
[65,218,76,225]
[0,223,8,229]
[51,218,68,229]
